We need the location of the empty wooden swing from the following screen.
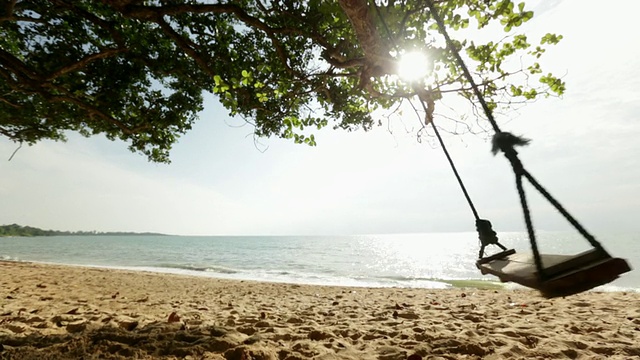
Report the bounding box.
[421,0,632,298]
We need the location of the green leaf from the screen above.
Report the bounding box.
[541,33,564,45]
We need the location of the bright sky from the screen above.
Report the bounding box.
[1,0,639,236]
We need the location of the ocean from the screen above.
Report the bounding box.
[1,231,638,292]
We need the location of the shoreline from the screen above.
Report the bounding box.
[2,261,640,359]
[1,258,513,291]
[3,258,638,294]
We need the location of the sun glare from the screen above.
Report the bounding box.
[397,51,429,82]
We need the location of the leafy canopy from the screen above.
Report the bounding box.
[0,0,564,162]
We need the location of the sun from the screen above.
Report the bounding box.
[397,51,430,82]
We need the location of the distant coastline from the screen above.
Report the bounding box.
[0,224,166,237]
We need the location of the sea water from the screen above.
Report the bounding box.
[1,232,638,291]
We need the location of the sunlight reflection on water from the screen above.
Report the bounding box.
[0,231,637,289]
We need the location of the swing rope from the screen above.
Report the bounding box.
[374,0,609,280]
[373,3,505,258]
[414,91,506,257]
[417,93,479,221]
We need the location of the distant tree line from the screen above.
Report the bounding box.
[0,224,165,237]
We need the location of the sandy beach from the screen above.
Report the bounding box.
[1,261,639,359]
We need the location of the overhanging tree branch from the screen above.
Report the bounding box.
[0,49,41,82]
[1,0,566,162]
[0,0,17,21]
[155,17,217,78]
[46,48,128,80]
[338,0,394,74]
[53,0,127,46]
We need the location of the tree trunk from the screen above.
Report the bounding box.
[338,0,394,75]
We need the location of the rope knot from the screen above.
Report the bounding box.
[476,219,499,247]
[492,132,530,174]
[491,132,531,155]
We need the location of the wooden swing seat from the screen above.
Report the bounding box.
[477,248,632,298]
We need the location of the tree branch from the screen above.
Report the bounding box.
[44,91,136,135]
[8,141,22,161]
[0,95,21,109]
[155,17,217,77]
[109,2,281,35]
[0,48,42,82]
[322,56,366,69]
[337,0,394,72]
[263,32,299,77]
[107,1,361,77]
[0,48,137,132]
[53,0,127,46]
[0,0,17,22]
[4,16,48,24]
[46,48,127,80]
